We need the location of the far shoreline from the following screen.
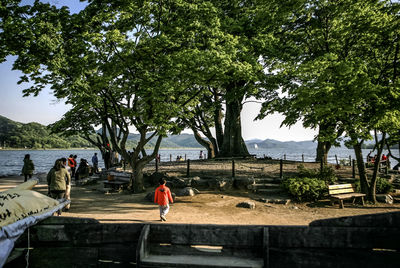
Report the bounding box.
[0,147,203,151]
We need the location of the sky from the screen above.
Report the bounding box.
[0,0,318,142]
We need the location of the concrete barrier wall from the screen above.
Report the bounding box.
[6,212,400,267]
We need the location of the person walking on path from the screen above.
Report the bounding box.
[154,178,173,221]
[47,159,71,215]
[92,153,99,173]
[21,154,34,182]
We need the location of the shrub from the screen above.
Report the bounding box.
[282,177,328,202]
[297,164,337,184]
[355,177,393,194]
[376,177,393,194]
[297,164,319,178]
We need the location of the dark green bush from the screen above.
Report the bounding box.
[355,177,393,194]
[297,164,337,184]
[376,177,393,193]
[282,177,328,202]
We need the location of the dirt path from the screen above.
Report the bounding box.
[2,175,400,226]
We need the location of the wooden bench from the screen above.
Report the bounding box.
[136,224,264,267]
[328,184,366,209]
[103,180,129,192]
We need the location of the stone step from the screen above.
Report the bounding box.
[254,178,281,184]
[140,254,263,268]
[248,183,281,190]
[256,188,285,195]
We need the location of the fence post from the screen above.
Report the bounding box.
[335,155,339,165]
[302,154,304,162]
[385,159,389,174]
[280,159,283,179]
[186,159,190,177]
[232,159,235,178]
[352,159,356,178]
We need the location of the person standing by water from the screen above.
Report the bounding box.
[47,159,71,215]
[92,153,99,173]
[61,158,72,211]
[68,155,76,177]
[154,178,174,221]
[21,154,34,182]
[73,155,78,176]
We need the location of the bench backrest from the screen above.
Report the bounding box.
[328,184,355,195]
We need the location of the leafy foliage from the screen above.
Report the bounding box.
[0,115,92,149]
[282,177,328,202]
[355,177,393,195]
[297,164,337,184]
[0,115,202,149]
[259,0,400,201]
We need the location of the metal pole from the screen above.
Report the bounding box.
[170,154,172,162]
[302,154,304,162]
[280,159,283,179]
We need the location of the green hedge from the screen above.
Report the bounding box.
[282,177,328,202]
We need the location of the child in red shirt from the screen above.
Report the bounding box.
[154,178,173,221]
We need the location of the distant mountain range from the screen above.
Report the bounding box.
[246,139,317,150]
[0,115,93,149]
[0,114,322,149]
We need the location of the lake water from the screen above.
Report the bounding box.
[0,147,396,177]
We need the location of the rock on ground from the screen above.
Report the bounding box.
[176,187,200,197]
[236,201,256,209]
[234,177,255,190]
[376,194,394,204]
[208,178,233,191]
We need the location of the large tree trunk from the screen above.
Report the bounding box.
[213,93,224,150]
[315,140,331,165]
[353,142,369,194]
[219,99,249,157]
[192,128,216,159]
[132,162,146,193]
[368,132,386,203]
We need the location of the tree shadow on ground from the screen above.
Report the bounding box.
[306,199,400,210]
